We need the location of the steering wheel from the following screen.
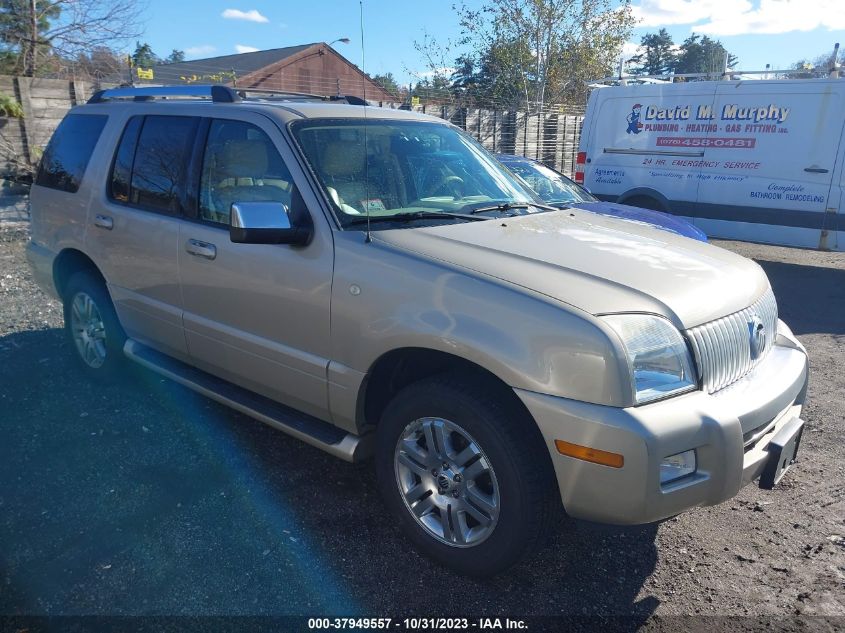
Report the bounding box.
[430,175,465,199]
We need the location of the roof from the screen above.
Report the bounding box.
[148,42,397,101]
[151,44,319,83]
[250,101,439,122]
[79,87,441,124]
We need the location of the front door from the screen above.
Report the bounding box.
[178,113,334,419]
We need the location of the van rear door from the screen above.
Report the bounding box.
[695,81,843,249]
[820,115,845,251]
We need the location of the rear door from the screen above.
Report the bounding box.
[696,83,841,248]
[821,116,845,251]
[84,113,199,360]
[177,112,334,419]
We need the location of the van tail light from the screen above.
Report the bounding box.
[575,152,586,183]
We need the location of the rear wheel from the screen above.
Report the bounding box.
[375,374,558,576]
[62,272,127,380]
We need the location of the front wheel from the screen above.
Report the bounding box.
[375,374,558,576]
[62,271,127,380]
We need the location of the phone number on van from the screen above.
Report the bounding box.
[656,137,756,149]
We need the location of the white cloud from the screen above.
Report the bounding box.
[221,8,269,23]
[418,67,455,78]
[621,41,642,59]
[235,44,260,54]
[185,45,216,58]
[632,0,845,35]
[697,0,845,36]
[632,0,732,27]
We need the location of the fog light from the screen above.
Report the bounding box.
[660,450,696,484]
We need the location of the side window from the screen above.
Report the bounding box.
[109,116,142,203]
[128,115,198,214]
[199,119,293,225]
[36,113,107,193]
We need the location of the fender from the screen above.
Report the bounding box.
[327,231,633,432]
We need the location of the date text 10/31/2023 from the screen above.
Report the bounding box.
[307,618,529,630]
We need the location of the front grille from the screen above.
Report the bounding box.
[685,288,778,394]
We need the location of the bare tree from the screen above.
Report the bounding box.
[73,44,126,82]
[1,0,145,76]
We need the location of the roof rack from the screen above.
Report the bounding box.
[87,84,369,106]
[594,43,841,86]
[236,88,369,106]
[88,85,241,104]
[590,68,813,87]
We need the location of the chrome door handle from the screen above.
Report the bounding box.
[93,214,113,230]
[185,239,217,260]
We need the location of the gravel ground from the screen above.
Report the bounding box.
[0,227,843,626]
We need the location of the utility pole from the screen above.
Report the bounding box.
[26,0,37,76]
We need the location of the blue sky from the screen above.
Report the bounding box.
[138,0,845,84]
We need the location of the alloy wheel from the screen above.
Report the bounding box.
[394,417,501,547]
[70,291,108,369]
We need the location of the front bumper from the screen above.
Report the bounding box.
[517,319,808,525]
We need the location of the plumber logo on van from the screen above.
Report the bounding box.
[626,103,643,134]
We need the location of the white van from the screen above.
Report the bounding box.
[577,78,845,250]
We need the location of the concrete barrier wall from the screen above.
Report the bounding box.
[0,76,584,178]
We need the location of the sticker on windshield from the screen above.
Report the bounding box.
[360,198,386,212]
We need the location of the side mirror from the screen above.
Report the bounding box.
[229,201,312,245]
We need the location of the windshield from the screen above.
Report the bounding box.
[290,119,537,228]
[502,159,596,205]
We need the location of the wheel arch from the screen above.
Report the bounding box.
[53,248,107,300]
[616,187,671,211]
[357,347,534,433]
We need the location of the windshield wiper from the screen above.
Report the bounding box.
[344,210,484,226]
[462,201,561,215]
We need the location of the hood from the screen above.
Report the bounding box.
[568,201,708,242]
[374,210,769,329]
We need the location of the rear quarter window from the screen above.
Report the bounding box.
[35,113,108,193]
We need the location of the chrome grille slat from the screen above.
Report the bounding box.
[724,316,740,387]
[716,320,732,390]
[710,322,726,390]
[685,289,778,394]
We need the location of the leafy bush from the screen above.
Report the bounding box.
[0,93,24,118]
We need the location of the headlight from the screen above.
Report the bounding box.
[602,314,697,404]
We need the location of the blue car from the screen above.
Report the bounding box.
[496,154,707,242]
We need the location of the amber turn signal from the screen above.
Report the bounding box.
[554,440,624,468]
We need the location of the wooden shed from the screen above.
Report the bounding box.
[151,43,396,101]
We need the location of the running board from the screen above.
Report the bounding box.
[123,339,372,462]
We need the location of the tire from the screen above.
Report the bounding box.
[62,271,127,380]
[624,196,663,212]
[375,373,558,576]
